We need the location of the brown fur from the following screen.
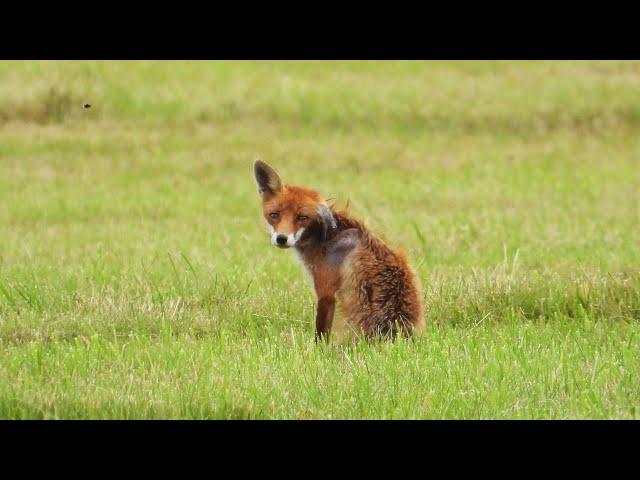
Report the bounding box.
[254,160,424,341]
[327,210,424,338]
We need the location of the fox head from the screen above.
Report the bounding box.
[253,160,336,249]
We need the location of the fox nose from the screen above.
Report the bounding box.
[276,235,288,246]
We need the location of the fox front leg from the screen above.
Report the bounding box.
[315,295,336,342]
[313,229,359,342]
[312,266,338,342]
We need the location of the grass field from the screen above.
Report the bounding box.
[0,61,639,419]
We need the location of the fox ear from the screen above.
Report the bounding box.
[317,204,337,241]
[254,160,283,198]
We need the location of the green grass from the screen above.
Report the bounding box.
[0,60,639,419]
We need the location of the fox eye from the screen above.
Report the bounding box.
[269,212,279,219]
[296,215,308,222]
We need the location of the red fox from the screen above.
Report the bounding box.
[254,160,424,341]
